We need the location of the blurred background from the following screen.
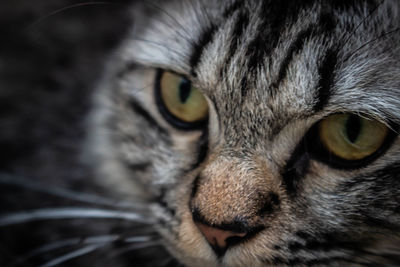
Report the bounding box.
[0,0,132,190]
[0,1,175,266]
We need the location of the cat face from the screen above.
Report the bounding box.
[90,0,400,265]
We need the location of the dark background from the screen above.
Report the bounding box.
[0,0,133,186]
[0,1,177,266]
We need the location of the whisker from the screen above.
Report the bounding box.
[123,236,154,243]
[0,207,155,227]
[25,1,116,32]
[342,27,400,63]
[84,235,120,244]
[18,236,162,267]
[39,244,105,267]
[11,238,82,267]
[130,37,189,62]
[144,1,195,46]
[338,0,385,48]
[10,235,120,267]
[0,173,147,210]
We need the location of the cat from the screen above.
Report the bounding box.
[85,0,400,265]
[2,0,400,266]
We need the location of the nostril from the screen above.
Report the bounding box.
[191,208,265,256]
[195,222,247,256]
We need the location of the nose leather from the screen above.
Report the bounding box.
[195,222,247,251]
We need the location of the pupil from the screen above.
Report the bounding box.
[179,78,192,103]
[345,115,361,143]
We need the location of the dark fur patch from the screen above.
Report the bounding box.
[271,27,315,93]
[220,10,250,80]
[129,98,169,137]
[256,192,281,216]
[125,162,152,172]
[190,24,218,76]
[222,0,244,18]
[156,188,177,217]
[313,48,337,112]
[190,174,201,199]
[190,130,209,170]
[272,12,336,97]
[281,145,310,196]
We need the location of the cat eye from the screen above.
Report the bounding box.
[155,70,208,130]
[318,114,388,161]
[308,113,395,168]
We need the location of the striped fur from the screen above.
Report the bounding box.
[89,0,400,266]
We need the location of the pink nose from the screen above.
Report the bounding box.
[195,222,247,252]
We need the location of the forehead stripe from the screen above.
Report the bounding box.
[189,23,218,76]
[313,48,337,112]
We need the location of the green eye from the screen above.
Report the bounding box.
[318,114,388,161]
[156,70,208,129]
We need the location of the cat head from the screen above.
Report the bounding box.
[89,0,400,265]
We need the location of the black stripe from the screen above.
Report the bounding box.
[256,192,280,216]
[318,11,336,33]
[129,98,169,137]
[116,62,139,78]
[281,141,310,196]
[292,231,374,262]
[182,129,208,176]
[190,175,201,199]
[240,76,249,99]
[156,188,176,217]
[288,241,303,252]
[220,10,249,79]
[313,48,337,111]
[227,8,249,55]
[222,0,244,18]
[272,13,336,96]
[246,1,292,73]
[339,161,400,193]
[244,1,314,97]
[190,23,217,76]
[362,215,400,231]
[126,162,151,172]
[270,26,315,91]
[190,130,208,170]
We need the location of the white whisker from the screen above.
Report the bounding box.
[0,207,155,227]
[10,236,113,267]
[0,173,147,210]
[10,238,83,267]
[25,1,115,32]
[39,244,104,267]
[84,235,120,244]
[123,236,153,243]
[10,234,157,266]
